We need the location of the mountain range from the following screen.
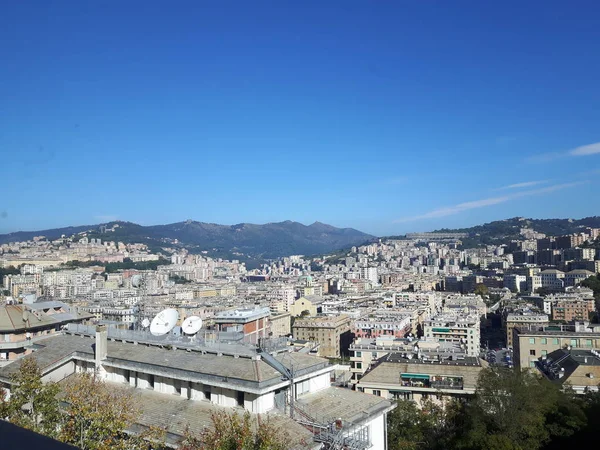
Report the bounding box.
[2,216,599,263]
[432,216,600,248]
[0,220,374,261]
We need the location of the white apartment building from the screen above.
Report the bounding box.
[361,267,379,284]
[0,326,394,449]
[424,314,481,356]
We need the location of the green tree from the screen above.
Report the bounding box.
[6,357,61,438]
[387,398,465,450]
[474,283,489,297]
[580,274,600,296]
[0,385,9,418]
[180,411,289,450]
[59,372,163,450]
[454,368,584,450]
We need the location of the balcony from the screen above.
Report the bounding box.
[430,380,464,390]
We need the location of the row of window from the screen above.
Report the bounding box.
[528,337,594,347]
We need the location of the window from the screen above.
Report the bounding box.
[237,391,244,407]
[570,339,578,347]
[541,338,547,345]
[541,350,547,356]
[355,351,362,357]
[529,338,536,344]
[530,362,536,368]
[530,350,536,356]
[373,390,381,396]
[586,339,593,347]
[553,338,559,345]
[356,362,362,369]
[204,390,211,401]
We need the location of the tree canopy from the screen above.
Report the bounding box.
[4,357,61,438]
[179,411,289,450]
[387,367,597,450]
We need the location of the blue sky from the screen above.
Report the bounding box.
[1,1,599,236]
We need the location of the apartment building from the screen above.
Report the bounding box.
[0,301,92,362]
[293,314,352,358]
[423,314,481,356]
[539,269,565,291]
[552,298,595,322]
[353,313,412,339]
[349,335,466,386]
[505,312,549,347]
[503,274,528,293]
[356,352,485,404]
[564,269,595,287]
[213,307,270,344]
[269,312,291,338]
[513,325,600,369]
[536,348,600,394]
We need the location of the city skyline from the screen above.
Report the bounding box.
[2,1,600,236]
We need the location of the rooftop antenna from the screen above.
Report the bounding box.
[133,274,147,331]
[181,316,203,336]
[150,308,179,336]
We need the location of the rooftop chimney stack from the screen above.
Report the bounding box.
[95,325,108,364]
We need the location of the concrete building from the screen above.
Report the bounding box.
[536,348,600,394]
[349,336,466,386]
[564,269,595,287]
[552,298,595,322]
[505,313,549,347]
[540,269,565,291]
[269,312,291,338]
[513,325,600,370]
[360,267,379,284]
[293,315,352,358]
[0,301,92,363]
[353,313,412,339]
[503,274,528,293]
[356,352,486,404]
[0,325,394,449]
[213,307,270,344]
[424,314,480,356]
[289,296,323,317]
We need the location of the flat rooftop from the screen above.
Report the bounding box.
[295,386,393,426]
[385,352,482,366]
[0,333,330,390]
[59,377,315,449]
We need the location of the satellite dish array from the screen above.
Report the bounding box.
[150,308,179,336]
[181,316,203,335]
[146,308,204,337]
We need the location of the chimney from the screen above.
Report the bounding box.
[95,325,108,363]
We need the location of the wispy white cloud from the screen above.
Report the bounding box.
[497,180,548,190]
[95,215,118,223]
[569,142,600,156]
[394,182,585,223]
[527,141,600,163]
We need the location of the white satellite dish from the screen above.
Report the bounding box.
[181,316,203,335]
[131,274,143,288]
[141,318,150,328]
[150,308,179,336]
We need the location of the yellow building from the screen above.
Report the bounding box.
[289,296,323,317]
[292,314,351,358]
